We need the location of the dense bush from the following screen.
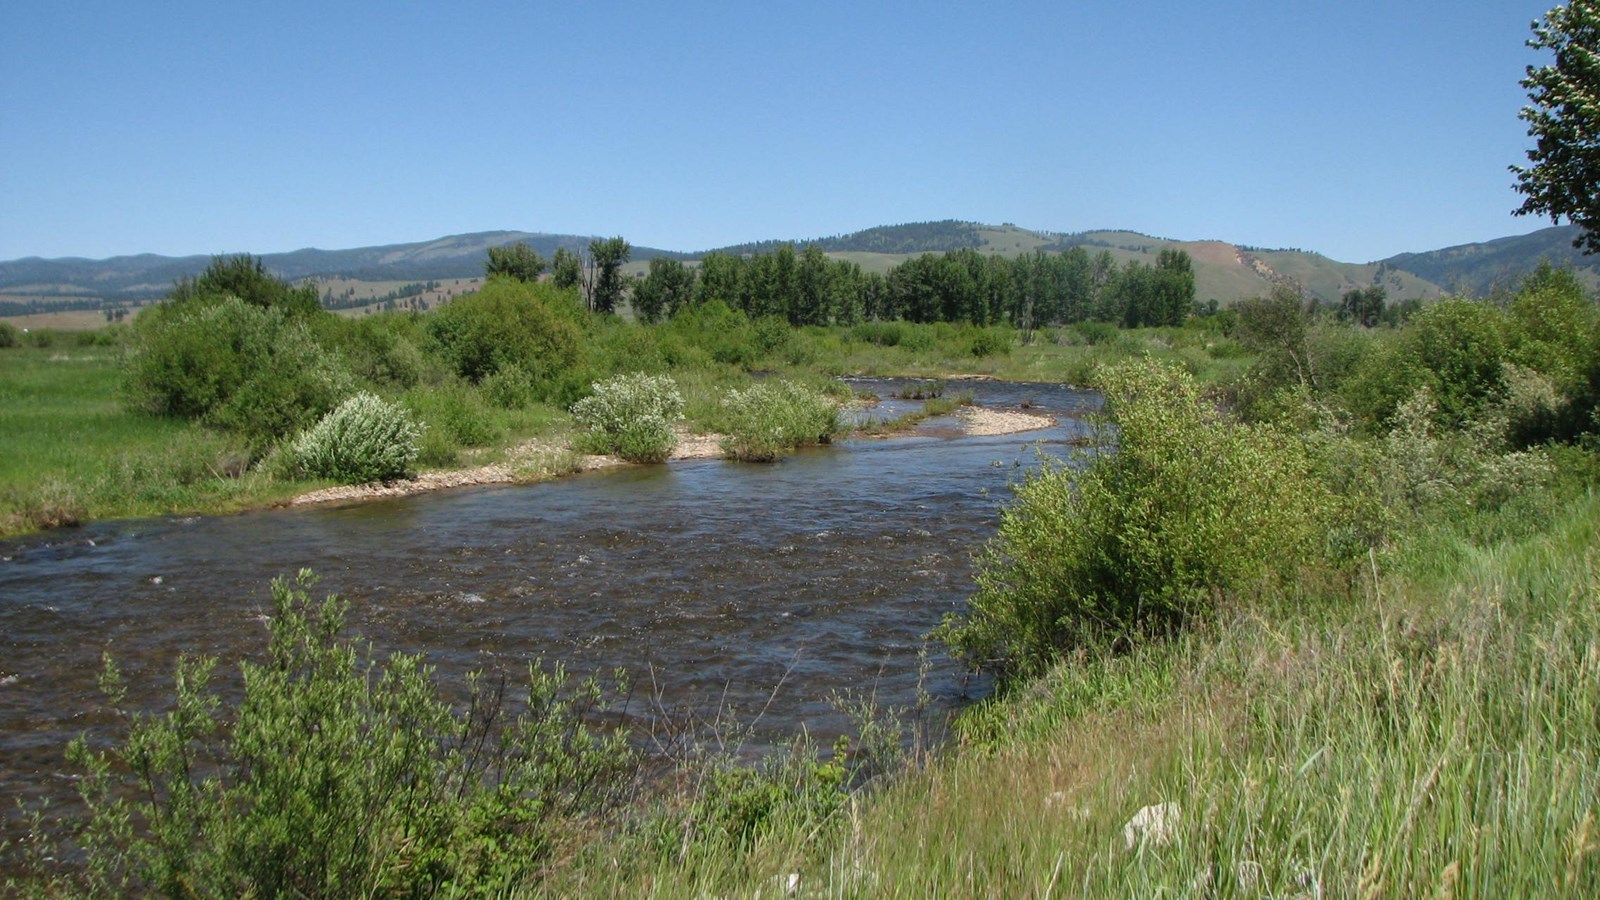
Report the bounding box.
[292,392,422,484]
[0,321,21,348]
[752,314,793,355]
[1390,299,1511,428]
[666,300,758,367]
[1071,320,1119,346]
[122,296,351,451]
[428,279,582,387]
[719,380,840,462]
[937,361,1338,678]
[169,254,321,316]
[852,320,906,347]
[404,382,500,448]
[321,313,433,389]
[46,572,637,897]
[570,372,683,463]
[967,325,1011,357]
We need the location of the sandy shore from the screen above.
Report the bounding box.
[289,405,1055,507]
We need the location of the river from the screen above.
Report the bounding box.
[0,378,1099,851]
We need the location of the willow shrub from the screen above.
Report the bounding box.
[45,572,636,897]
[719,380,840,462]
[570,372,683,463]
[122,296,351,452]
[938,361,1340,679]
[292,392,422,484]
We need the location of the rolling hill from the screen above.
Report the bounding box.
[5,220,1597,319]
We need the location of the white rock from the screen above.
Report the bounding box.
[1123,801,1181,851]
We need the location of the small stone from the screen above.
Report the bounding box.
[1123,801,1181,851]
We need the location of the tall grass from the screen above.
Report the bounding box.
[602,489,1600,898]
[0,347,296,534]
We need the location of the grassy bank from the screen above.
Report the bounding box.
[521,428,1600,898]
[0,312,1237,539]
[0,346,297,533]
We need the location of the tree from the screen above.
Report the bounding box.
[1152,249,1196,326]
[694,252,746,310]
[551,247,582,291]
[630,258,696,323]
[1511,0,1600,253]
[586,237,631,314]
[1338,285,1387,328]
[484,242,546,282]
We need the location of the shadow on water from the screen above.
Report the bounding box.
[0,379,1099,842]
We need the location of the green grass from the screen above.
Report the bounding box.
[0,346,304,534]
[526,483,1600,897]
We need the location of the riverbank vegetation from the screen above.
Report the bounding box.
[0,244,1237,538]
[5,235,1600,894]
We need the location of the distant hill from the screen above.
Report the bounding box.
[1380,224,1600,296]
[0,232,684,306]
[6,221,1598,316]
[706,220,986,256]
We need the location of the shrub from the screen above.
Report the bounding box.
[968,326,1010,357]
[46,572,636,897]
[480,362,541,409]
[1507,264,1598,394]
[752,314,793,354]
[899,324,936,352]
[122,296,352,451]
[404,382,500,448]
[0,321,17,348]
[292,393,422,484]
[720,380,840,462]
[937,361,1337,678]
[1377,386,1552,521]
[1072,320,1120,346]
[428,279,582,386]
[668,300,757,367]
[570,373,683,463]
[852,320,905,347]
[323,313,432,389]
[1391,299,1511,429]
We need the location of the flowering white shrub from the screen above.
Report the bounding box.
[570,373,683,463]
[720,380,840,462]
[292,392,422,484]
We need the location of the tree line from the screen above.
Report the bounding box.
[489,238,1199,330]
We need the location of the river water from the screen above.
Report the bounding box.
[0,378,1098,845]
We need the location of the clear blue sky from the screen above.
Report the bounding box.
[0,0,1557,263]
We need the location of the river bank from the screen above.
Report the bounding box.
[286,403,1057,507]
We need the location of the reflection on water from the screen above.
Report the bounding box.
[0,379,1099,842]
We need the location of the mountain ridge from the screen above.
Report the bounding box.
[3,221,1596,312]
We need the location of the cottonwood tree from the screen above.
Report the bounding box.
[1512,0,1600,252]
[586,237,631,314]
[630,257,696,323]
[551,247,582,291]
[1338,285,1387,328]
